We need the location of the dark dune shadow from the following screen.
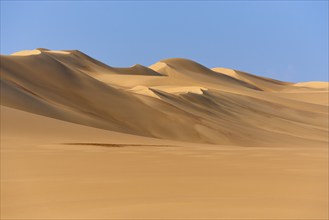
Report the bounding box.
[62,143,178,148]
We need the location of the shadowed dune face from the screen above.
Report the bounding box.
[1,49,328,147]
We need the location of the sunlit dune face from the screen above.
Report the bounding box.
[10,49,71,56]
[45,50,71,55]
[11,49,42,56]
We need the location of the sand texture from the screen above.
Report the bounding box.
[1,49,328,219]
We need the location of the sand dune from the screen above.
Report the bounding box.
[294,81,329,89]
[1,49,328,219]
[1,49,328,147]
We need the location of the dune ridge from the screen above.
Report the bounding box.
[1,49,328,147]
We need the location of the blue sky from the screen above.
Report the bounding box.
[1,1,328,82]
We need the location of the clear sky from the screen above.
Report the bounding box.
[1,1,328,82]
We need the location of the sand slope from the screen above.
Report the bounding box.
[1,49,328,147]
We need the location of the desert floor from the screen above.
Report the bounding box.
[1,106,328,219]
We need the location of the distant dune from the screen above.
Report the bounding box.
[1,49,328,219]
